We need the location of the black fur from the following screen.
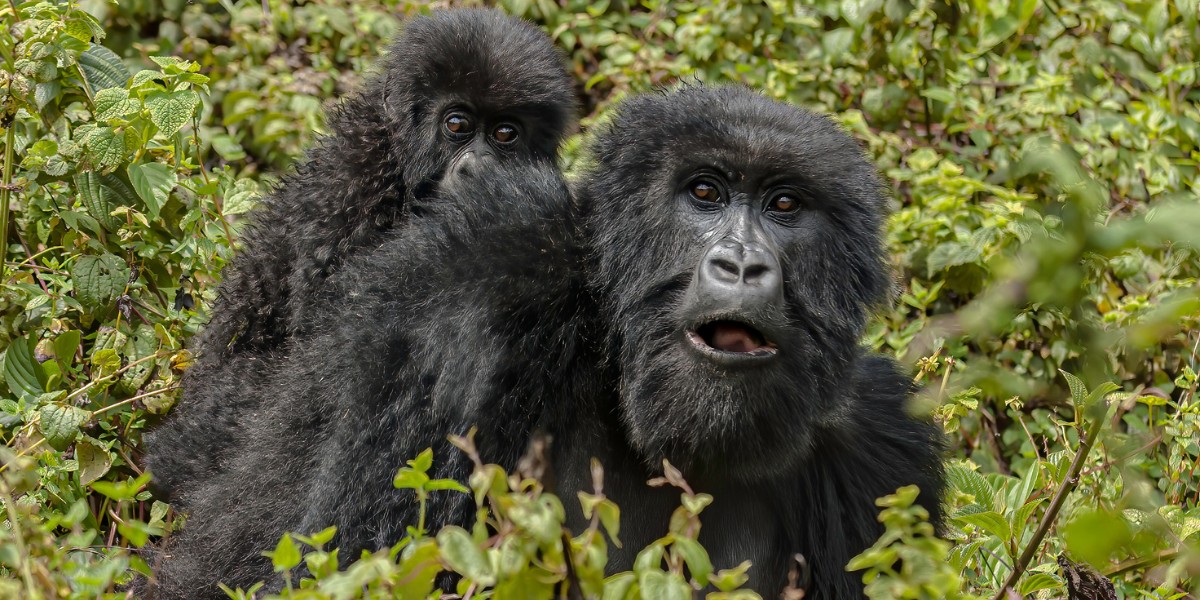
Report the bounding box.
[142,158,583,598]
[552,85,946,598]
[144,8,577,503]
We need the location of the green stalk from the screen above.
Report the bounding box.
[1,122,13,282]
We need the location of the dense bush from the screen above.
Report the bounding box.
[1,0,1197,598]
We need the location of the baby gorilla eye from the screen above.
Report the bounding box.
[690,181,721,203]
[769,194,799,212]
[492,124,519,144]
[442,113,475,138]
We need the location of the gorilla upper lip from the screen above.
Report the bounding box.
[687,319,779,359]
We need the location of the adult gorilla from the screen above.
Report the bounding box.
[142,158,583,598]
[554,85,946,598]
[145,8,577,504]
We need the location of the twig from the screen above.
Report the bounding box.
[991,399,1108,599]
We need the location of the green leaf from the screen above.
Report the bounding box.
[223,178,261,215]
[601,572,636,600]
[1059,370,1088,409]
[953,510,1011,542]
[70,253,127,310]
[145,89,199,137]
[83,126,129,170]
[53,330,81,373]
[425,479,469,493]
[78,44,130,91]
[38,403,90,451]
[77,437,113,485]
[637,571,691,600]
[93,88,139,121]
[1017,572,1062,595]
[946,463,995,511]
[672,537,713,586]
[393,467,429,490]
[710,560,752,592]
[436,526,495,585]
[4,336,48,398]
[127,162,176,219]
[409,447,434,472]
[266,533,302,572]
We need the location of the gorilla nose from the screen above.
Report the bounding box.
[699,240,782,305]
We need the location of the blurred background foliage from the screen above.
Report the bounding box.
[0,0,1198,598]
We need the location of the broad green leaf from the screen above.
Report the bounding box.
[53,330,81,373]
[70,253,127,310]
[145,90,199,137]
[946,463,995,511]
[672,537,713,586]
[4,336,47,398]
[115,324,157,395]
[1059,370,1088,409]
[393,467,429,490]
[83,126,129,170]
[637,571,691,600]
[223,178,260,215]
[393,538,441,598]
[38,403,90,451]
[601,572,637,600]
[93,88,139,121]
[1018,572,1063,595]
[78,44,130,91]
[436,526,494,585]
[127,162,176,219]
[77,437,113,485]
[953,510,1011,542]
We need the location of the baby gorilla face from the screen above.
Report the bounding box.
[382,9,578,205]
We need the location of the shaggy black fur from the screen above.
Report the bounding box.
[551,85,946,598]
[141,158,584,598]
[144,8,577,503]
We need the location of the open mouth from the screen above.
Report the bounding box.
[686,320,779,359]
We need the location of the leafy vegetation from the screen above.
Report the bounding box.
[1,0,1197,598]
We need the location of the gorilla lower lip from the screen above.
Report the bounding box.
[690,320,778,357]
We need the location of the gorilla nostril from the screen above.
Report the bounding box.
[710,258,741,281]
[743,264,770,283]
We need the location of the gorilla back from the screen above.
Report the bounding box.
[143,158,584,598]
[557,85,945,598]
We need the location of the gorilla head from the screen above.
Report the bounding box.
[580,85,892,482]
[376,9,577,203]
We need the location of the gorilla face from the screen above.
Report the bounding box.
[581,86,892,482]
[381,9,577,202]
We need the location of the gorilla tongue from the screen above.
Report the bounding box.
[706,321,768,353]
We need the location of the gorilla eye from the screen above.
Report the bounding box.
[690,182,721,203]
[442,113,474,138]
[492,124,519,145]
[769,194,800,212]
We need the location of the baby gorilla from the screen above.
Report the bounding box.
[145,8,577,504]
[554,85,946,598]
[141,157,582,598]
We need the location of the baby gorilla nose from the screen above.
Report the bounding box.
[698,238,783,310]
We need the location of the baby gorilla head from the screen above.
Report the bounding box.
[378,8,578,202]
[580,85,892,482]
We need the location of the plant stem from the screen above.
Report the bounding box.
[991,401,1107,600]
[1,120,13,283]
